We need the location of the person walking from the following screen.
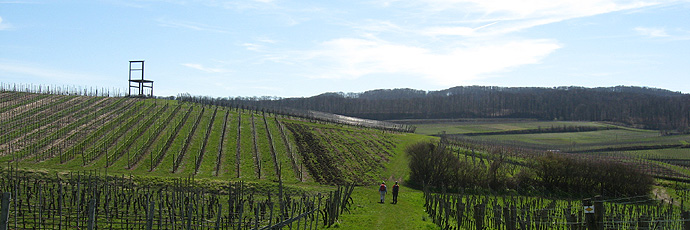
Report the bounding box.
[379,182,387,203]
[392,181,400,204]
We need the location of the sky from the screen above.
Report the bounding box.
[1,0,689,98]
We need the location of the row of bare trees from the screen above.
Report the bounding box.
[406,141,654,197]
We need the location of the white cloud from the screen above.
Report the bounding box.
[242,37,278,51]
[156,18,230,33]
[423,26,476,36]
[257,37,277,44]
[635,27,670,37]
[0,16,11,30]
[300,38,560,86]
[418,0,658,17]
[0,62,105,82]
[634,27,690,40]
[181,63,229,73]
[243,43,265,51]
[392,0,662,36]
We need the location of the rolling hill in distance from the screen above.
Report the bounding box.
[231,85,690,131]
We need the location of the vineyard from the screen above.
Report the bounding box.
[0,167,357,229]
[404,119,690,229]
[412,119,690,183]
[0,85,412,229]
[423,189,690,230]
[0,88,401,185]
[6,84,690,230]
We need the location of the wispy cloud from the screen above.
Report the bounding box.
[421,22,501,37]
[242,37,279,52]
[243,43,265,52]
[0,16,11,30]
[0,62,105,82]
[293,0,665,87]
[0,1,39,3]
[156,18,230,33]
[257,37,277,44]
[635,27,690,40]
[635,27,670,37]
[299,37,560,85]
[196,0,277,11]
[181,63,230,73]
[385,0,662,36]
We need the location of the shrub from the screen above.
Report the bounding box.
[407,141,461,189]
[534,153,653,197]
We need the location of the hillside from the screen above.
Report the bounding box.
[231,86,690,131]
[0,91,413,185]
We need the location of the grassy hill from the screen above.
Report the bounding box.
[0,89,445,229]
[4,89,690,229]
[0,91,425,186]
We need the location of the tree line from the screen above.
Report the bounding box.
[230,86,690,132]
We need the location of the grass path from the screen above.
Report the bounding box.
[332,133,440,229]
[335,185,438,229]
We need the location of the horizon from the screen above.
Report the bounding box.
[1,82,685,99]
[1,1,689,97]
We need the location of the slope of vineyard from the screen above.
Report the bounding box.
[0,91,406,185]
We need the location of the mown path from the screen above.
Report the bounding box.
[334,133,440,229]
[335,185,439,229]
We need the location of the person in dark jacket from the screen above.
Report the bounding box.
[392,181,400,204]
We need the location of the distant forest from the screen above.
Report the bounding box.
[221,86,689,131]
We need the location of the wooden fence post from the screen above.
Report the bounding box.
[565,207,576,230]
[0,192,10,230]
[87,199,96,230]
[237,202,244,230]
[186,202,193,230]
[146,200,155,230]
[254,203,260,230]
[474,204,485,230]
[594,195,604,230]
[583,198,596,230]
[506,205,517,230]
[315,195,322,230]
[637,215,649,230]
[58,183,63,230]
[456,200,464,230]
[215,203,222,230]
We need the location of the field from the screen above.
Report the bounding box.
[3,87,690,229]
[413,120,690,178]
[0,91,418,185]
[409,119,690,229]
[413,119,608,136]
[0,89,445,229]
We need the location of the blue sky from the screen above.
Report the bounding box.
[1,0,689,97]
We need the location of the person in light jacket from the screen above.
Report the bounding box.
[379,182,387,203]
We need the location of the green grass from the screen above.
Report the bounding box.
[223,112,238,178]
[254,113,277,181]
[462,128,689,152]
[159,105,202,174]
[197,107,225,177]
[335,185,439,230]
[0,91,448,229]
[621,148,690,159]
[25,91,690,229]
[414,120,606,135]
[334,133,438,229]
[264,114,296,182]
[239,110,258,180]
